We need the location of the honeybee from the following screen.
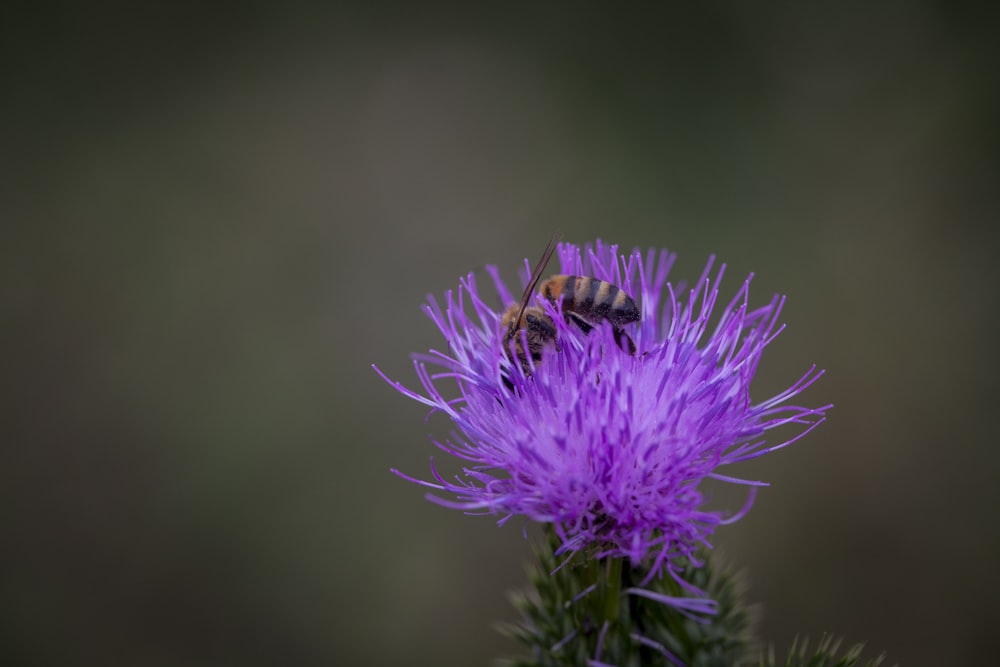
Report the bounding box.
[501,237,640,380]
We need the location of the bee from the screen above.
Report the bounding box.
[501,237,640,380]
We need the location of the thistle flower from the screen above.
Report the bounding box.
[376,240,827,592]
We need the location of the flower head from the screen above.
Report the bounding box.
[376,240,827,580]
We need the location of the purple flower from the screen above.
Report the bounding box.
[376,240,827,582]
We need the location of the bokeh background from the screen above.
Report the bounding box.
[4,3,998,666]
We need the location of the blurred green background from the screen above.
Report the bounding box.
[4,2,998,666]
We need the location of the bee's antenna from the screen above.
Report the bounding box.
[505,233,562,342]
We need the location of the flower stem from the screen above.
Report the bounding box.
[602,556,623,624]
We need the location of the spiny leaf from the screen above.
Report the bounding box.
[758,634,893,667]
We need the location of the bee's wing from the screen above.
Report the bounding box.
[506,234,561,339]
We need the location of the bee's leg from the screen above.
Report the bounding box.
[566,312,634,354]
[565,311,594,334]
[500,345,536,395]
[613,327,636,355]
[499,360,528,395]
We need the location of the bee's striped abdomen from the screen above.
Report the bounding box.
[542,275,640,328]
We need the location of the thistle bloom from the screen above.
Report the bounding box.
[376,240,827,587]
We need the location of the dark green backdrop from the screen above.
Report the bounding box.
[4,3,998,666]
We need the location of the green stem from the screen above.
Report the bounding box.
[602,556,623,624]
